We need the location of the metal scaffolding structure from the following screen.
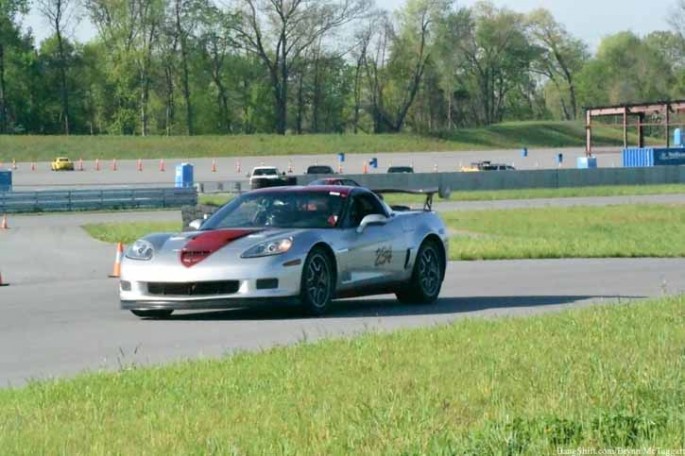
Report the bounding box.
[584,100,685,154]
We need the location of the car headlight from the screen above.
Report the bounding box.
[126,239,155,261]
[241,237,293,258]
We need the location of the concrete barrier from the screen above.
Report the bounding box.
[296,166,683,191]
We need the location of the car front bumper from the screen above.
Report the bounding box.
[119,253,305,311]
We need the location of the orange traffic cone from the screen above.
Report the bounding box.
[337,163,343,173]
[109,242,124,278]
[0,270,8,287]
[111,159,118,171]
[159,159,166,172]
[1,214,8,230]
[78,158,84,171]
[235,160,241,174]
[31,162,36,171]
[137,159,143,172]
[287,160,293,173]
[362,161,368,174]
[11,159,17,170]
[211,159,217,172]
[95,158,101,171]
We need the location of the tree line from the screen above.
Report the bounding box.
[1,0,685,136]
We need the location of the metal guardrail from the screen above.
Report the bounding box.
[0,187,197,213]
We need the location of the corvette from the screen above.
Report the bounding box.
[120,185,449,318]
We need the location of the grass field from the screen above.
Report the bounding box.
[0,121,656,162]
[83,203,685,260]
[1,295,682,454]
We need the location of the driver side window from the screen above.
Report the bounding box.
[347,193,386,227]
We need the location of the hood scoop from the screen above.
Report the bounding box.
[180,229,259,267]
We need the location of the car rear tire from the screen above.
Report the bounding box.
[396,240,444,304]
[130,309,173,319]
[300,247,335,316]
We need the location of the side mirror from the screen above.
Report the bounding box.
[188,219,204,230]
[356,213,387,233]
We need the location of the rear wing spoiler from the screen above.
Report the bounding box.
[371,185,451,211]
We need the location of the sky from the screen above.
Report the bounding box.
[22,0,675,52]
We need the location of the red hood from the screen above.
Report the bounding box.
[180,229,260,267]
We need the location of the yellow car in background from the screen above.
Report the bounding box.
[51,157,74,171]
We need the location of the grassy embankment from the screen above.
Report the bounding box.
[83,203,685,260]
[1,295,683,454]
[0,120,656,162]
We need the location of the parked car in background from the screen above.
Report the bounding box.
[387,166,414,174]
[305,165,336,174]
[460,161,516,172]
[248,166,296,189]
[51,157,74,171]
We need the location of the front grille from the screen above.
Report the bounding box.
[147,281,240,296]
[256,278,279,289]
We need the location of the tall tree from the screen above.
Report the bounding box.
[173,0,197,135]
[229,0,371,134]
[431,6,470,129]
[0,0,28,133]
[86,0,166,134]
[455,1,536,125]
[576,32,674,106]
[197,2,238,133]
[364,0,449,132]
[36,0,79,134]
[527,8,587,120]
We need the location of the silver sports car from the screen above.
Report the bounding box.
[120,185,449,318]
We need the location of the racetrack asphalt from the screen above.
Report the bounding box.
[1,195,684,388]
[8,146,622,190]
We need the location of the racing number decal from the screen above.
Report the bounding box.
[375,245,392,267]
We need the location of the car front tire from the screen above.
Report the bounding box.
[396,240,444,304]
[300,247,335,316]
[130,309,174,319]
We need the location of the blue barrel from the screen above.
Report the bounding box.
[556,153,563,164]
[370,157,378,168]
[0,170,12,192]
[337,152,345,163]
[175,163,194,188]
[521,147,528,157]
[675,128,682,147]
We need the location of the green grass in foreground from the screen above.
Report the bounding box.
[0,120,656,162]
[1,296,683,454]
[445,203,685,260]
[83,203,685,260]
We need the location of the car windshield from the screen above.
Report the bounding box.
[253,168,278,176]
[202,191,346,229]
